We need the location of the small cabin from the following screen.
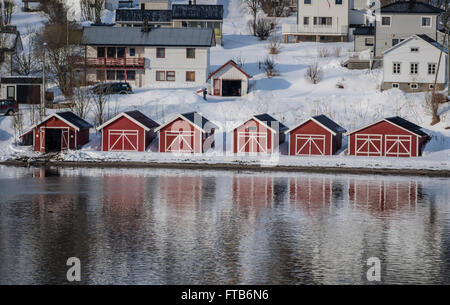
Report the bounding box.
[156,111,217,153]
[287,115,346,156]
[208,60,251,97]
[97,110,159,152]
[233,113,288,154]
[347,117,429,157]
[22,112,93,152]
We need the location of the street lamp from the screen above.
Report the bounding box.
[41,42,47,118]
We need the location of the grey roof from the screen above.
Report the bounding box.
[353,26,375,36]
[381,1,443,14]
[81,26,215,47]
[181,112,217,131]
[57,112,93,129]
[417,34,448,53]
[385,116,428,137]
[172,4,224,20]
[313,115,347,134]
[254,113,289,132]
[125,110,159,129]
[115,9,172,23]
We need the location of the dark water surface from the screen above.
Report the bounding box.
[0,165,449,284]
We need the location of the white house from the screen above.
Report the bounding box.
[282,0,366,43]
[381,34,447,92]
[79,26,215,88]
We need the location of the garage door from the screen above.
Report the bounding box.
[17,85,41,104]
[238,131,267,153]
[355,134,382,156]
[166,131,195,153]
[222,80,242,96]
[385,135,412,157]
[295,134,325,155]
[108,130,139,151]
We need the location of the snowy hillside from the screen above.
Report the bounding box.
[1,0,450,170]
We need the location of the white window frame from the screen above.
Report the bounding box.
[393,62,401,74]
[392,83,399,88]
[410,63,418,75]
[421,16,432,28]
[410,47,419,53]
[428,63,437,75]
[410,83,418,89]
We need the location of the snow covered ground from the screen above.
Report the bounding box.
[1,0,450,171]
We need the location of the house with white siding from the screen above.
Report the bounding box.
[381,34,447,92]
[79,26,215,88]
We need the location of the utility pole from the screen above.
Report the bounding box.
[41,42,47,118]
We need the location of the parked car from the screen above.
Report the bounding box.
[92,82,132,95]
[0,99,18,116]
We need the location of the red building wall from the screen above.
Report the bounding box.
[348,121,421,157]
[233,118,275,154]
[101,116,147,152]
[289,120,337,156]
[33,116,76,152]
[159,118,202,153]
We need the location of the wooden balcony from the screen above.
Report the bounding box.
[75,57,145,69]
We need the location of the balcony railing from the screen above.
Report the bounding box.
[75,57,145,68]
[282,23,348,35]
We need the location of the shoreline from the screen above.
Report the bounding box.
[1,159,450,177]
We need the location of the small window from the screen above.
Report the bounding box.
[6,86,15,99]
[156,71,165,81]
[303,17,309,25]
[410,63,418,74]
[107,47,116,58]
[365,37,374,46]
[429,84,434,89]
[186,71,195,82]
[392,38,399,46]
[410,83,418,89]
[186,48,195,59]
[129,48,136,57]
[127,70,136,80]
[410,47,419,52]
[393,62,401,74]
[166,71,175,81]
[117,47,125,58]
[97,47,105,58]
[156,48,165,58]
[392,83,399,88]
[107,70,116,80]
[116,70,125,80]
[335,0,342,4]
[247,126,257,131]
[304,0,311,4]
[421,17,431,27]
[381,16,391,26]
[428,63,436,75]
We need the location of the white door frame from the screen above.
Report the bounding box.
[355,134,382,156]
[237,131,267,153]
[295,134,326,155]
[108,129,139,152]
[166,131,195,153]
[385,135,412,157]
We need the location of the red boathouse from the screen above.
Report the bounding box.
[22,111,92,152]
[233,113,288,154]
[347,117,429,157]
[287,115,346,156]
[156,112,217,153]
[97,110,159,152]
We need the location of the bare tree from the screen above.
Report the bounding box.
[80,0,94,22]
[255,17,273,40]
[13,27,40,75]
[259,0,290,17]
[263,56,278,78]
[11,110,24,145]
[245,0,260,36]
[0,0,15,28]
[94,0,105,24]
[305,62,322,84]
[92,88,110,126]
[70,87,93,120]
[267,36,282,54]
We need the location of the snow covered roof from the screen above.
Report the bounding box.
[81,26,215,47]
[253,114,289,133]
[208,60,252,79]
[155,112,218,133]
[172,4,223,20]
[115,9,172,23]
[27,112,93,132]
[383,34,448,55]
[380,1,443,14]
[97,111,160,131]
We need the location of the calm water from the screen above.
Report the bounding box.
[0,165,449,284]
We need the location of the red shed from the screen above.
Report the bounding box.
[347,117,429,157]
[233,114,288,154]
[287,115,346,156]
[97,111,159,152]
[156,112,217,153]
[22,111,92,152]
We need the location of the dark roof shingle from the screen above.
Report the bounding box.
[385,116,428,137]
[57,112,93,129]
[181,112,217,131]
[172,4,223,20]
[353,26,375,36]
[125,110,159,129]
[254,113,289,132]
[115,9,172,23]
[381,1,443,14]
[313,115,346,134]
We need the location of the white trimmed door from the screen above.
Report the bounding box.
[385,135,412,157]
[108,130,139,151]
[355,134,382,156]
[237,131,267,153]
[295,134,326,155]
[166,131,195,153]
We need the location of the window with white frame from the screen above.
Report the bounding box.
[410,83,418,89]
[303,17,309,25]
[410,63,418,74]
[381,16,391,26]
[421,17,431,27]
[410,47,419,52]
[393,62,401,74]
[392,83,399,88]
[428,63,436,75]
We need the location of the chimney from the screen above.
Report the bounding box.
[141,17,150,32]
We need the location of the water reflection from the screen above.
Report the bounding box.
[0,166,449,284]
